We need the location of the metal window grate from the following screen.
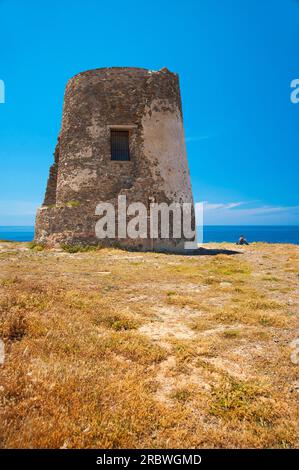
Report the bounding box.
[110,130,130,161]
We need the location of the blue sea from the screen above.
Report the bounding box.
[201,225,299,245]
[0,226,35,242]
[0,225,299,245]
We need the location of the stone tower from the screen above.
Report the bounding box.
[35,67,195,252]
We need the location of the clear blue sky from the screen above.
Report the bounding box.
[0,0,298,225]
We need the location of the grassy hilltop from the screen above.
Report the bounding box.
[0,241,298,448]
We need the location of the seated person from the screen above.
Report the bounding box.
[236,235,249,245]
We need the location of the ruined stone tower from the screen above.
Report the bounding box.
[35,67,195,252]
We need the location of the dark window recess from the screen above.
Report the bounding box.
[110,130,130,161]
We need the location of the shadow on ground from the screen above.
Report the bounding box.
[184,247,242,256]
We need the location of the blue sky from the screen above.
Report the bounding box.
[0,0,298,225]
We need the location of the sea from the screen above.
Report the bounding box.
[0,225,299,245]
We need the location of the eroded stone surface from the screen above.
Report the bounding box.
[35,67,195,252]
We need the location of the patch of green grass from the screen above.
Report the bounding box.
[60,243,101,253]
[164,263,202,277]
[66,200,81,208]
[262,275,280,282]
[27,241,46,251]
[202,276,218,285]
[222,329,241,338]
[209,378,281,425]
[208,259,251,277]
[166,291,176,297]
[172,339,198,364]
[257,314,286,327]
[0,277,21,287]
[93,311,140,331]
[111,241,123,249]
[171,388,192,404]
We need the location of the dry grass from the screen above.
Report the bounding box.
[0,241,298,448]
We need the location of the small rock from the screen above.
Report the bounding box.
[220,282,232,288]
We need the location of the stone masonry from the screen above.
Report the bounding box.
[35,67,195,252]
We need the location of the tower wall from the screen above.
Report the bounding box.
[35,67,195,252]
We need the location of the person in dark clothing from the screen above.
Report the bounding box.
[236,235,249,245]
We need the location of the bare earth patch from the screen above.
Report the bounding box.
[0,241,298,448]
